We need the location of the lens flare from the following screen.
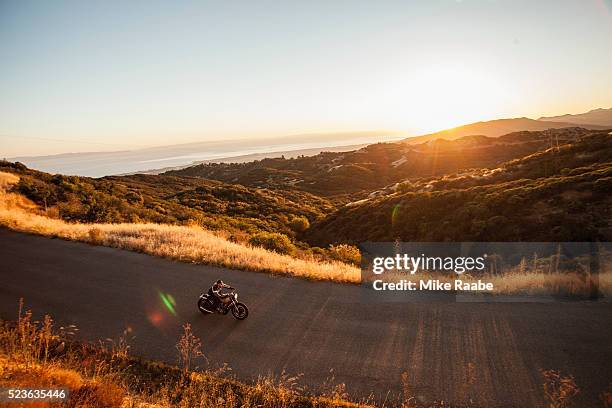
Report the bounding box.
[147,311,164,326]
[159,291,177,316]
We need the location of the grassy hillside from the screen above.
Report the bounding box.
[165,128,599,197]
[0,162,335,246]
[303,132,612,245]
[0,171,360,282]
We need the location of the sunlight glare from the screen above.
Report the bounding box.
[388,64,511,134]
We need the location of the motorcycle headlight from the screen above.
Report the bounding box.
[234,293,238,300]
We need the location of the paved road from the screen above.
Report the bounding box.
[1,229,611,407]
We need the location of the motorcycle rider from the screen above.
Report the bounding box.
[208,279,235,311]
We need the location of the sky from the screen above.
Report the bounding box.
[1,0,612,157]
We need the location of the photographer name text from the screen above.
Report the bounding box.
[372,279,494,291]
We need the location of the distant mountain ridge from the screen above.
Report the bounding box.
[403,117,608,145]
[9,108,612,177]
[538,107,612,127]
[166,127,601,198]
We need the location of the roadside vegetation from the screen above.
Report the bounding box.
[0,161,360,266]
[375,258,611,298]
[0,171,360,283]
[0,302,371,407]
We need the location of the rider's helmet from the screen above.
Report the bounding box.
[214,279,224,289]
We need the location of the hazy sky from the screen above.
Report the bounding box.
[1,0,611,157]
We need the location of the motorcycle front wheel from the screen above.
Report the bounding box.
[232,302,249,320]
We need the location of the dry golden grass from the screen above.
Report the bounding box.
[0,172,360,283]
[366,266,611,298]
[0,171,19,189]
[541,369,580,408]
[487,270,611,297]
[0,358,128,408]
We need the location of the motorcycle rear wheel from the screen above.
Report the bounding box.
[232,302,249,320]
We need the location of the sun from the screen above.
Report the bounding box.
[383,63,511,134]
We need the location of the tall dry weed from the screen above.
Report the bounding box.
[541,369,580,408]
[176,323,206,375]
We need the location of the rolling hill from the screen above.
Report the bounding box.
[0,161,335,243]
[165,127,598,198]
[302,131,612,245]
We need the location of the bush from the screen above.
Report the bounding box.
[329,244,361,265]
[289,215,310,232]
[248,232,296,255]
[125,190,144,205]
[17,177,56,207]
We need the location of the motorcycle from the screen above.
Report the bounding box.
[198,289,249,320]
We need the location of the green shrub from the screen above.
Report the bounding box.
[289,215,310,232]
[248,232,296,255]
